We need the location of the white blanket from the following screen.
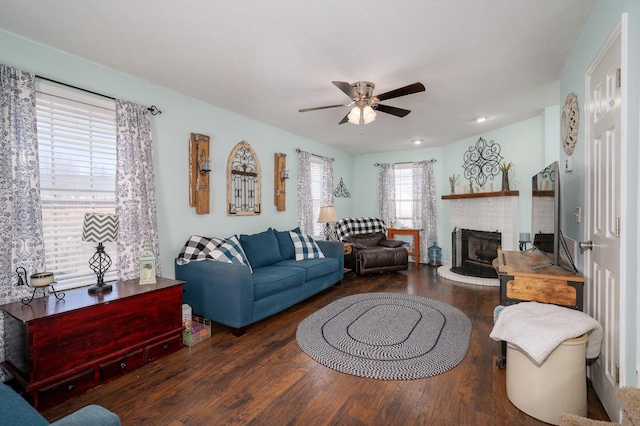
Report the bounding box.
[489,302,603,366]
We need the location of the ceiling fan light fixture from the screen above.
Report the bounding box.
[362,105,377,124]
[347,106,361,124]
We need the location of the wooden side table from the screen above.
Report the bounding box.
[387,228,422,266]
[343,242,354,272]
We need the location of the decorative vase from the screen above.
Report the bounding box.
[501,172,510,191]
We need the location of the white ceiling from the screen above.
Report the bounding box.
[0,0,597,155]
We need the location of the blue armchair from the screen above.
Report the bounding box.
[0,382,120,426]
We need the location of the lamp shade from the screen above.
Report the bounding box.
[82,213,119,243]
[317,206,338,223]
[362,105,377,124]
[347,106,361,124]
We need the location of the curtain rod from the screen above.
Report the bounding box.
[295,148,334,161]
[374,158,437,166]
[36,75,162,115]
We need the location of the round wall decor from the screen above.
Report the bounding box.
[561,93,579,156]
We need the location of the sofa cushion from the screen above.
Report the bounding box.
[240,228,282,268]
[273,227,300,260]
[252,265,305,300]
[275,257,339,281]
[345,232,386,247]
[290,230,325,260]
[379,238,404,248]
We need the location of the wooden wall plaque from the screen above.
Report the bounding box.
[189,133,210,214]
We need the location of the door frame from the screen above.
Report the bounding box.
[583,12,628,393]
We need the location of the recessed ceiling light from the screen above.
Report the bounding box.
[475,116,488,123]
[411,139,423,145]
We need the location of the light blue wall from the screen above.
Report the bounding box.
[0,30,355,277]
[560,0,640,387]
[352,117,546,262]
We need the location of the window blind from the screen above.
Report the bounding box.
[36,82,118,290]
[395,164,413,228]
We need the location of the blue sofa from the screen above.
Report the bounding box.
[0,382,120,426]
[175,228,344,335]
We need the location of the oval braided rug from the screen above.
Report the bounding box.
[296,292,472,380]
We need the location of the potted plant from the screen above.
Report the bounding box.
[499,162,514,191]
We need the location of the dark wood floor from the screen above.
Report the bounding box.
[42,265,609,425]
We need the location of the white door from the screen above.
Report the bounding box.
[584,22,623,420]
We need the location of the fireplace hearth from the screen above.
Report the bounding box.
[451,228,501,278]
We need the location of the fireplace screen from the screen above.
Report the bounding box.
[451,228,501,278]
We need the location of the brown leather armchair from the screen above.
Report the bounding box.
[344,232,409,275]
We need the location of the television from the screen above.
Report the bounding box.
[530,161,561,266]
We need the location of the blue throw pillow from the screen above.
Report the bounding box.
[239,228,282,269]
[289,230,325,261]
[273,227,300,260]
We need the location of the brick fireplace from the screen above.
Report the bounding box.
[439,191,519,285]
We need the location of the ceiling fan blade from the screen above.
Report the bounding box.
[338,112,350,124]
[332,81,357,99]
[299,103,348,112]
[375,104,411,117]
[375,82,425,102]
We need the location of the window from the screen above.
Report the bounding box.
[36,82,118,290]
[309,156,324,237]
[394,164,414,228]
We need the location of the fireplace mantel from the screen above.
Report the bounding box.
[441,190,519,200]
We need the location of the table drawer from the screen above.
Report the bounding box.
[505,276,579,308]
[37,369,95,410]
[146,334,182,362]
[99,349,145,382]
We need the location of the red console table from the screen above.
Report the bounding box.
[1,277,184,409]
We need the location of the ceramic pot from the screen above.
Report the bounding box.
[30,272,54,287]
[502,172,510,191]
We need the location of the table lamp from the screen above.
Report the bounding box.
[82,213,119,293]
[317,206,338,240]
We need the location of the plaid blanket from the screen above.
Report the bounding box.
[335,217,387,241]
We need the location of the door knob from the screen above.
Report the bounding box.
[579,240,594,252]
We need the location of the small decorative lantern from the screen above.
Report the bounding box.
[428,241,442,267]
[139,243,157,284]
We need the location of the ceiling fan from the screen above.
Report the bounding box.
[299,81,425,125]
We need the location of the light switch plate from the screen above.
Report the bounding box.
[574,207,581,223]
[565,156,573,172]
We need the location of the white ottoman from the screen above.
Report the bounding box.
[506,334,588,425]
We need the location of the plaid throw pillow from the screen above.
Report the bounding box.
[177,235,252,272]
[289,230,325,261]
[211,235,252,272]
[176,235,225,265]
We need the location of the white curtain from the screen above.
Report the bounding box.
[296,150,314,235]
[0,65,45,303]
[322,156,336,239]
[413,161,437,263]
[378,163,396,227]
[322,156,334,207]
[0,65,45,380]
[115,100,161,280]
